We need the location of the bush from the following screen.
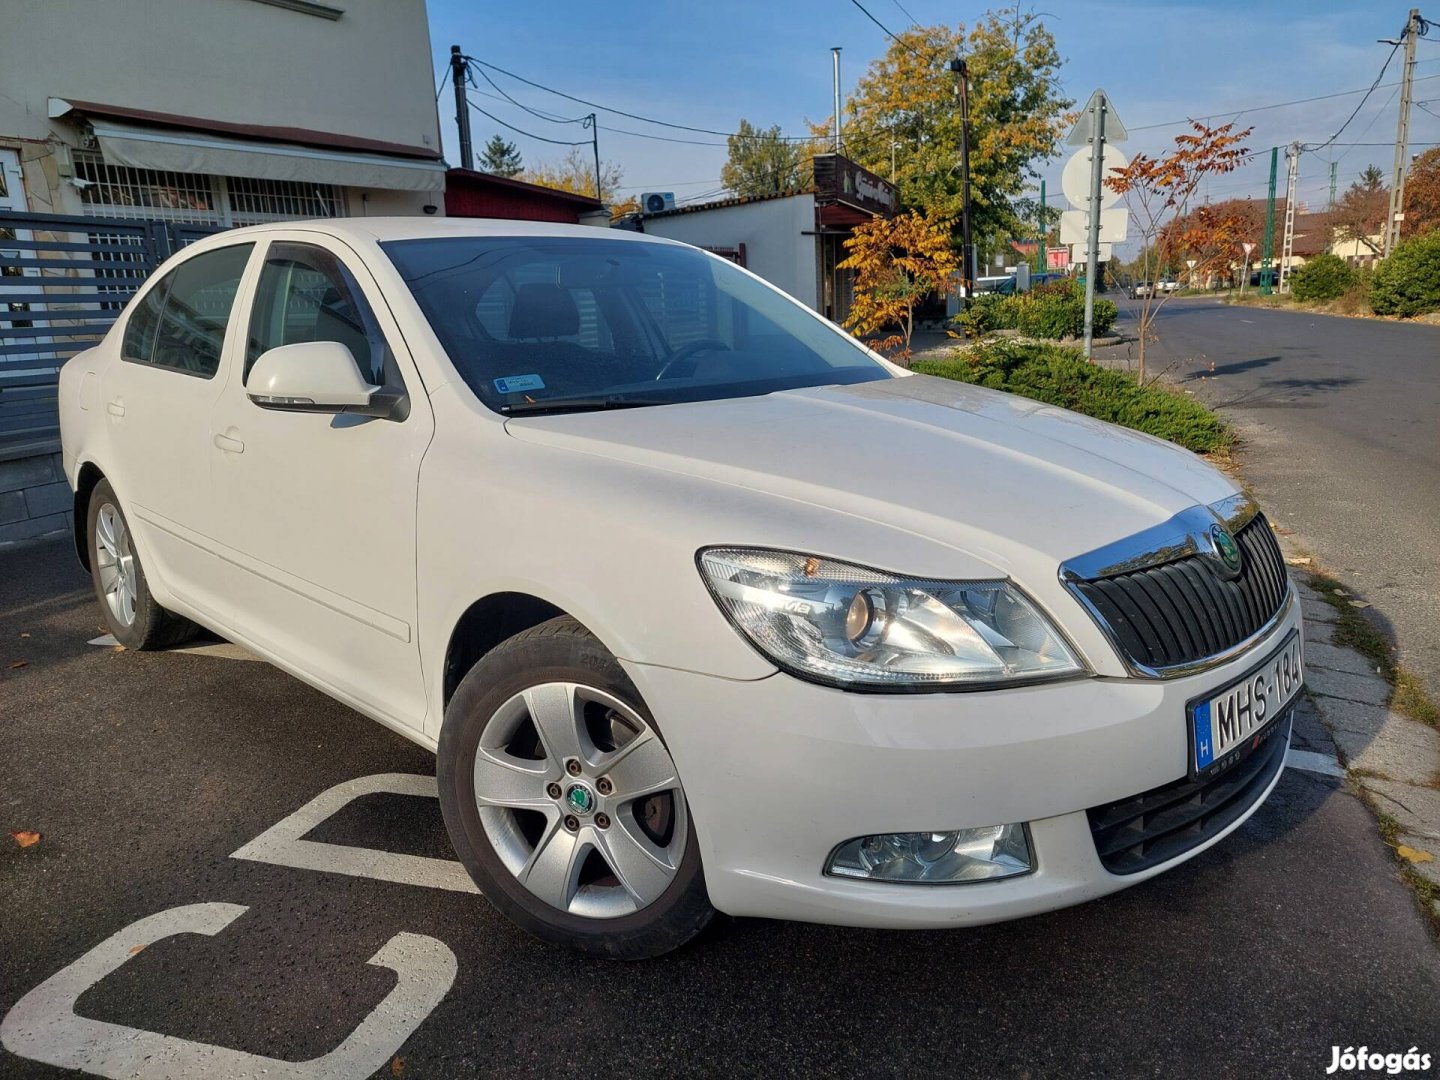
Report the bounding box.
[956,292,1020,337]
[911,342,1233,455]
[960,278,1116,340]
[1291,253,1355,302]
[1370,233,1440,316]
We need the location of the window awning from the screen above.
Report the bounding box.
[50,100,445,192]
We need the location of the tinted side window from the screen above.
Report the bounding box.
[121,273,169,363]
[246,243,387,384]
[146,244,253,378]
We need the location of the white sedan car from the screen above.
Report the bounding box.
[59,219,1303,957]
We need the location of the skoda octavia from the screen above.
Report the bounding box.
[59,219,1303,957]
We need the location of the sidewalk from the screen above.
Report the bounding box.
[1291,566,1440,918]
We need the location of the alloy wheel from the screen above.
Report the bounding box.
[472,682,687,919]
[94,503,137,627]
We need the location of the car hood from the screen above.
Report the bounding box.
[503,374,1237,577]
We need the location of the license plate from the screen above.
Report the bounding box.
[1189,630,1304,778]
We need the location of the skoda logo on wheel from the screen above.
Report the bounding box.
[1209,523,1243,579]
[566,783,595,816]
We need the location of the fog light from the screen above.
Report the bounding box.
[826,824,1031,884]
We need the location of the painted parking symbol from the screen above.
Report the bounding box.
[0,902,457,1080]
[231,772,478,893]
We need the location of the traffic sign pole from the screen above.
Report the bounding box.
[1082,95,1108,358]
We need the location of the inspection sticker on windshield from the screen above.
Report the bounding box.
[1189,629,1303,778]
[494,374,545,394]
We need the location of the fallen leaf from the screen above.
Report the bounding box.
[1349,600,1371,609]
[8,660,27,670]
[1284,557,1312,566]
[391,1057,406,1077]
[1333,588,1349,597]
[128,944,147,955]
[18,632,30,639]
[1397,844,1435,865]
[11,830,40,848]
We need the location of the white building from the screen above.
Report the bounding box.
[0,0,446,225]
[0,0,448,542]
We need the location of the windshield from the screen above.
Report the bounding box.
[381,235,891,413]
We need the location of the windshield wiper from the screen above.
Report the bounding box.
[499,395,672,417]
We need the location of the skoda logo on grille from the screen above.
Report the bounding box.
[1209,523,1243,579]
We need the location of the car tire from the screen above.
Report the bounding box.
[86,479,197,650]
[437,616,714,959]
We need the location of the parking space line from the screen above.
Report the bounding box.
[231,773,479,893]
[0,902,457,1080]
[1285,749,1346,777]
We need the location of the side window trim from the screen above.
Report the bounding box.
[121,242,255,380]
[242,238,410,421]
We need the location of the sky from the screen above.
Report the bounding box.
[424,0,1440,221]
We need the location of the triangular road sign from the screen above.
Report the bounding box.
[1066,89,1128,146]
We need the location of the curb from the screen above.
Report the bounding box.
[1283,540,1440,910]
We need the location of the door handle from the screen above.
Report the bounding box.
[106,398,125,418]
[213,433,245,454]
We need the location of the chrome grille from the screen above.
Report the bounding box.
[1063,501,1291,677]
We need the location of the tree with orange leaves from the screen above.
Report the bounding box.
[1105,121,1251,381]
[839,210,959,358]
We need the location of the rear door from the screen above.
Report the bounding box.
[207,233,434,731]
[99,242,255,610]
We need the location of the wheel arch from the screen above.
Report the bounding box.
[72,461,107,572]
[442,591,575,707]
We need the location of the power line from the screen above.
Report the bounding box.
[471,65,587,125]
[467,55,819,142]
[1129,70,1440,133]
[1301,41,1401,152]
[888,0,919,24]
[465,99,590,146]
[848,0,927,58]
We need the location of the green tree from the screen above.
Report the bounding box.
[479,135,523,177]
[523,148,623,203]
[839,7,1071,247]
[721,120,805,196]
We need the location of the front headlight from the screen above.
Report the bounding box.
[697,548,1083,690]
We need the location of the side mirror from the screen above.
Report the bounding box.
[247,341,404,420]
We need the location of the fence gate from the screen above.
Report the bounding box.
[0,211,222,451]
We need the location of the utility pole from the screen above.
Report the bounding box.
[1384,8,1421,255]
[1328,160,1338,209]
[1037,178,1047,274]
[451,45,473,172]
[950,56,975,300]
[832,48,843,154]
[1260,147,1278,295]
[585,114,600,200]
[1080,92,1109,358]
[1279,142,1300,293]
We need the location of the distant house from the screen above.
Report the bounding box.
[445,169,609,226]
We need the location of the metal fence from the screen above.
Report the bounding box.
[0,210,222,450]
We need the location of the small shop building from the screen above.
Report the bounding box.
[628,154,898,324]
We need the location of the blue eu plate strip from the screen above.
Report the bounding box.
[1193,700,1214,771]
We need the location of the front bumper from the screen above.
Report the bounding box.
[622,595,1301,928]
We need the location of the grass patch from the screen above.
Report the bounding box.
[1369,806,1440,939]
[912,341,1234,455]
[1304,570,1439,731]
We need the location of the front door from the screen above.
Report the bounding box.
[208,233,433,732]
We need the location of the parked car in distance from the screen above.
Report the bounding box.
[1158,278,1180,293]
[60,219,1303,957]
[995,271,1068,295]
[1130,281,1155,299]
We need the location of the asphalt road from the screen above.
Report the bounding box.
[1101,297,1440,700]
[3,537,1439,1079]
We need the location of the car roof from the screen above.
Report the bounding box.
[193,216,675,247]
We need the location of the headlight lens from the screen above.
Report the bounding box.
[697,548,1083,688]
